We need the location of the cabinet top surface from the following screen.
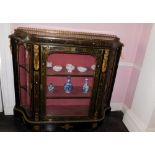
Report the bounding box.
[10,27,123,47]
[13,27,118,40]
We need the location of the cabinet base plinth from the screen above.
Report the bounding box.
[14,107,106,131]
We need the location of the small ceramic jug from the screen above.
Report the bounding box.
[48,83,55,92]
[82,78,89,93]
[66,64,75,73]
[64,76,73,93]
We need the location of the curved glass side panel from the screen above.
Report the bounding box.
[18,44,32,116]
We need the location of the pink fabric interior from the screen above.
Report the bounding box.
[18,44,30,109]
[46,53,95,113]
[20,88,30,107]
[18,45,26,65]
[46,104,89,116]
[19,67,27,86]
[48,53,96,67]
[18,49,96,115]
[46,99,90,106]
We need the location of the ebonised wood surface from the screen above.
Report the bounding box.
[0,111,128,132]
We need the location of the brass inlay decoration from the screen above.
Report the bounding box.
[94,111,98,119]
[35,112,39,121]
[34,45,39,70]
[102,49,109,73]
[61,124,73,130]
[23,43,27,49]
[15,27,117,40]
[92,123,98,128]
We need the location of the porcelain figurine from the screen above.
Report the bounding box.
[64,76,73,93]
[47,61,53,67]
[77,66,87,73]
[91,64,96,70]
[48,83,55,92]
[66,64,75,73]
[82,78,89,93]
[53,65,63,72]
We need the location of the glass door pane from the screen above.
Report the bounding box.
[46,53,96,116]
[18,44,31,116]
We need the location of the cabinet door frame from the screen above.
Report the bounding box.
[40,44,104,121]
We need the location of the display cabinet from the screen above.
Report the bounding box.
[10,27,123,131]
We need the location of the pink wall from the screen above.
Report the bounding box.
[111,66,132,103]
[11,23,152,108]
[134,24,152,67]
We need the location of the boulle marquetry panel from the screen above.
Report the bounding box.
[10,27,123,131]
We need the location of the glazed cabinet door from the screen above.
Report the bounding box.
[40,45,104,121]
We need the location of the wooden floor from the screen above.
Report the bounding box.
[0,111,128,132]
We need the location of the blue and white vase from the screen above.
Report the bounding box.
[48,83,55,92]
[64,76,73,93]
[82,78,89,93]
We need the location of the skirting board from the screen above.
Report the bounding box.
[123,109,147,132]
[111,103,153,132]
[3,106,14,115]
[111,102,128,114]
[146,127,155,132]
[123,110,155,132]
[111,102,150,132]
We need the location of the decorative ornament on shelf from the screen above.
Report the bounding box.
[48,83,55,93]
[47,61,53,67]
[53,65,63,72]
[66,64,75,73]
[64,76,73,93]
[77,66,87,73]
[91,64,96,70]
[82,78,89,93]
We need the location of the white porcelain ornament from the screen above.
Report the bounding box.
[53,65,63,72]
[47,61,53,67]
[66,64,75,73]
[77,66,87,73]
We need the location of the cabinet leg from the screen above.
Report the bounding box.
[61,124,73,130]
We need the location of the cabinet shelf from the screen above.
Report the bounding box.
[46,67,95,77]
[46,86,92,99]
